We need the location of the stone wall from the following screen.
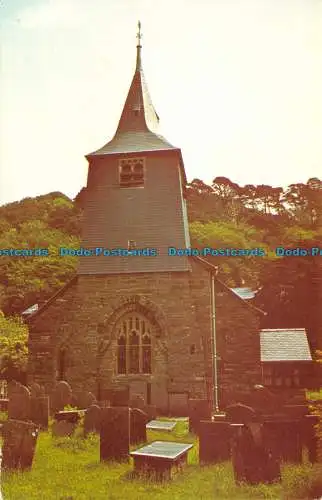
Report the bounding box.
[27,258,261,412]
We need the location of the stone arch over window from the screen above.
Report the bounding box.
[116,312,152,375]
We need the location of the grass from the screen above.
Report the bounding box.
[1,420,321,500]
[307,389,322,401]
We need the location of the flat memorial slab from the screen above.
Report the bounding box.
[130,441,193,480]
[131,441,193,460]
[146,420,177,431]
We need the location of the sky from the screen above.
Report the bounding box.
[1,0,322,206]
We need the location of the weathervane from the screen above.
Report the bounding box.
[136,20,142,47]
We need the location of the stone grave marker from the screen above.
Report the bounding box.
[2,419,39,470]
[29,383,42,399]
[129,394,145,411]
[52,420,76,437]
[199,420,231,464]
[225,403,257,423]
[231,422,281,485]
[8,382,31,421]
[51,381,72,413]
[188,399,212,433]
[130,408,148,445]
[84,404,102,435]
[76,391,97,409]
[100,407,130,462]
[30,396,49,430]
[144,405,157,420]
[111,388,129,407]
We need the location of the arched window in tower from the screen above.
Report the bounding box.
[116,313,152,374]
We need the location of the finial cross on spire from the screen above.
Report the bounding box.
[136,20,142,46]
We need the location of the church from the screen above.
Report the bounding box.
[27,24,312,414]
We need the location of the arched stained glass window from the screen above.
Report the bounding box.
[116,313,152,374]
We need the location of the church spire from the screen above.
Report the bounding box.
[88,22,177,155]
[136,20,142,71]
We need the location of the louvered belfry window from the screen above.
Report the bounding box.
[117,313,152,374]
[119,158,144,187]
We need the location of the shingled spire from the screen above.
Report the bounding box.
[88,21,175,156]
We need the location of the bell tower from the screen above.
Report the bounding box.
[78,22,191,275]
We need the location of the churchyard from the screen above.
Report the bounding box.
[0,382,321,499]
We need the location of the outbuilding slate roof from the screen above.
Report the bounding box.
[260,328,312,362]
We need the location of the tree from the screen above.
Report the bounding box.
[0,314,28,383]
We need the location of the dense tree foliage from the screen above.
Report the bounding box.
[0,312,28,382]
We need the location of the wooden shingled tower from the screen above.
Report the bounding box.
[79,21,191,275]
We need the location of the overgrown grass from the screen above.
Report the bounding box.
[1,421,321,500]
[307,389,322,401]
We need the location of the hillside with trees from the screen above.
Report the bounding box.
[0,178,321,316]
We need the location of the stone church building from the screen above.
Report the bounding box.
[27,25,308,414]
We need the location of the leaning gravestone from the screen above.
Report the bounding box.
[51,381,73,413]
[84,404,102,435]
[2,419,39,470]
[130,408,148,445]
[100,407,130,462]
[8,382,31,421]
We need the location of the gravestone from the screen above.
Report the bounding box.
[8,382,31,421]
[129,394,145,411]
[2,419,39,470]
[76,391,96,409]
[225,403,257,423]
[130,408,148,445]
[199,421,231,464]
[231,422,281,485]
[144,405,157,420]
[84,404,102,435]
[100,407,130,462]
[248,386,281,416]
[52,420,76,437]
[111,388,129,407]
[263,419,303,463]
[29,383,42,399]
[98,400,110,409]
[302,414,319,463]
[51,381,72,413]
[188,399,212,433]
[30,396,49,429]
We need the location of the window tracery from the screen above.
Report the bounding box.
[116,313,152,374]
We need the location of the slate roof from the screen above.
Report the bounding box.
[260,328,312,362]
